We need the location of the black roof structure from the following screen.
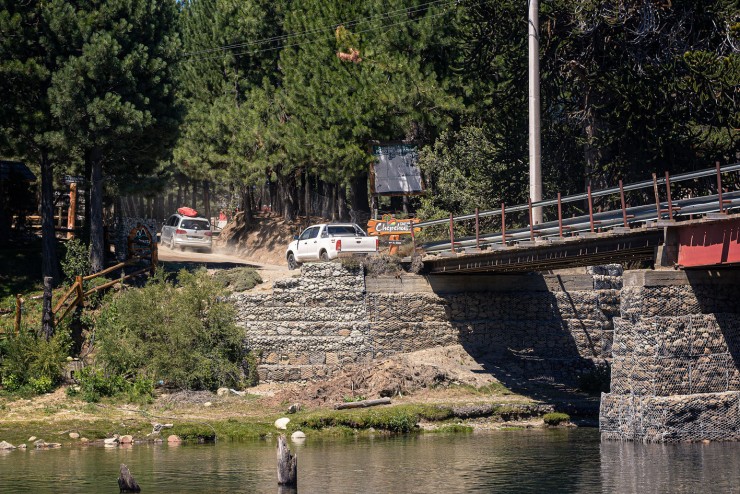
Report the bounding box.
[0,160,36,182]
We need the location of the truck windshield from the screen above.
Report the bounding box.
[327,225,362,236]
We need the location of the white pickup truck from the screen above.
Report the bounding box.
[286,223,378,269]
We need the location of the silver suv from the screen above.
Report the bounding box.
[161,213,212,252]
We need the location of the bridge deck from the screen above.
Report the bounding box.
[423,228,663,274]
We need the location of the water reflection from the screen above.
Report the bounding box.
[600,440,740,494]
[0,430,738,493]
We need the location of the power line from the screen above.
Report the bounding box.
[182,0,461,60]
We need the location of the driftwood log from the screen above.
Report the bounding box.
[276,435,297,487]
[334,398,391,410]
[118,464,141,492]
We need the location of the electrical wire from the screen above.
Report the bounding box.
[182,0,456,58]
[184,0,478,63]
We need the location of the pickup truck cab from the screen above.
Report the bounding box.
[286,223,378,269]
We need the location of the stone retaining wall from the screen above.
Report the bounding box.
[233,263,621,384]
[600,270,740,442]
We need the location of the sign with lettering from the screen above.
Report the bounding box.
[367,215,420,236]
[370,144,423,195]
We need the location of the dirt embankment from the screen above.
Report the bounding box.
[214,212,313,265]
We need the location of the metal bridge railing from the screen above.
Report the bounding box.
[418,162,740,253]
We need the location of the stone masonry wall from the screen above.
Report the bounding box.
[233,263,622,384]
[233,263,371,382]
[600,270,740,442]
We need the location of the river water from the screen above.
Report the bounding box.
[1,429,738,493]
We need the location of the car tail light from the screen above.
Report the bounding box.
[175,229,186,235]
[204,231,213,236]
[375,238,379,251]
[336,239,342,252]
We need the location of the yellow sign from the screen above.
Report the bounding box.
[367,215,420,236]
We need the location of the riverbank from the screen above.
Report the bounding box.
[0,364,596,448]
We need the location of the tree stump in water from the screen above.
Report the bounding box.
[276,435,297,487]
[118,464,141,492]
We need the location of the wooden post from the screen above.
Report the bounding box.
[501,203,506,246]
[118,464,141,493]
[716,161,724,214]
[448,213,455,252]
[475,207,480,249]
[652,173,661,219]
[587,185,595,233]
[42,276,53,340]
[557,192,563,238]
[14,294,22,335]
[67,182,77,239]
[528,198,534,241]
[277,435,297,487]
[664,171,674,220]
[619,179,628,227]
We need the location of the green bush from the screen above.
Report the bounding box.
[61,239,91,280]
[212,267,262,293]
[543,412,571,426]
[0,330,70,395]
[93,269,244,392]
[244,351,261,387]
[73,366,153,403]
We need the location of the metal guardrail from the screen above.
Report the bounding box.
[418,163,740,253]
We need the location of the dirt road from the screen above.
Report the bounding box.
[158,245,290,290]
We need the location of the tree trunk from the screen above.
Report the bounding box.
[118,464,141,493]
[350,172,370,213]
[276,435,297,487]
[304,170,311,220]
[176,181,183,209]
[242,186,254,224]
[203,180,211,220]
[42,276,53,340]
[167,192,174,216]
[278,173,296,221]
[88,147,106,273]
[40,150,60,284]
[337,183,348,221]
[191,180,198,211]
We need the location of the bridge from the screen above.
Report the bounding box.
[416,163,740,274]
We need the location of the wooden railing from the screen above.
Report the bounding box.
[2,255,155,338]
[52,256,154,327]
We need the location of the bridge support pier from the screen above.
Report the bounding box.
[600,269,740,442]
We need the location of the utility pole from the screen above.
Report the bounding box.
[528,0,543,224]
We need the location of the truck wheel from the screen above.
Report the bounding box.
[320,250,329,261]
[287,252,299,270]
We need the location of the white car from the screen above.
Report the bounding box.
[286,223,378,269]
[161,213,212,252]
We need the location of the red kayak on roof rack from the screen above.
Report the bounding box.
[177,207,198,217]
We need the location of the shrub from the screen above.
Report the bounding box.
[0,330,70,395]
[93,269,244,392]
[73,366,153,403]
[243,351,261,387]
[543,412,571,426]
[212,267,262,293]
[364,255,401,277]
[61,239,91,280]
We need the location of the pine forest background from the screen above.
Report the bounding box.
[0,0,737,281]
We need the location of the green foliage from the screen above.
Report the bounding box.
[212,267,262,293]
[244,351,261,388]
[294,404,452,433]
[543,412,571,426]
[431,424,474,434]
[0,330,70,395]
[60,239,91,281]
[71,366,153,403]
[93,269,244,391]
